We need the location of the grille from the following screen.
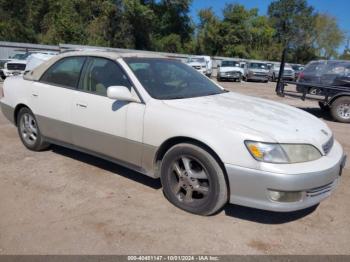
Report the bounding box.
[306,181,335,198]
[226,71,240,76]
[283,70,293,74]
[254,72,267,76]
[7,63,26,71]
[322,136,334,155]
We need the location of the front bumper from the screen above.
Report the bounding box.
[247,74,268,81]
[225,142,346,212]
[2,69,24,77]
[219,72,241,79]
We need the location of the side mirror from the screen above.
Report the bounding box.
[107,86,139,102]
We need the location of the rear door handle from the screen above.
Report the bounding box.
[76,103,87,108]
[32,93,38,97]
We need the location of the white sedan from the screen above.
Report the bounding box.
[0,51,347,215]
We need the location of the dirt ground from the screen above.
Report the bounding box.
[0,80,349,255]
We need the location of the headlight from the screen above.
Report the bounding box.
[245,141,322,164]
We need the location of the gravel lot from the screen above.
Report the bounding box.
[0,80,349,255]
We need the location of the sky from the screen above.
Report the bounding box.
[190,0,350,52]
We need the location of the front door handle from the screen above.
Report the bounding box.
[76,103,87,108]
[32,93,38,97]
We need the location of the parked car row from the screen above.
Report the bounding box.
[214,60,305,83]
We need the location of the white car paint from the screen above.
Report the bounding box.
[218,66,244,75]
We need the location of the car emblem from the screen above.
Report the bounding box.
[321,129,328,136]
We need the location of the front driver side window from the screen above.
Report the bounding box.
[40,56,86,88]
[80,57,132,96]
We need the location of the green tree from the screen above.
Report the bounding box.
[0,0,45,42]
[40,0,86,44]
[268,0,315,47]
[313,13,345,59]
[220,4,275,59]
[123,0,155,50]
[196,8,223,55]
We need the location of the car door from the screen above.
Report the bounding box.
[30,56,86,144]
[71,56,145,168]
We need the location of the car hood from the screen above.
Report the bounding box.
[7,59,27,65]
[220,66,243,73]
[187,62,205,67]
[163,92,332,150]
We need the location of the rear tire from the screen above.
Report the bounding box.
[160,143,228,216]
[17,107,50,151]
[330,97,350,123]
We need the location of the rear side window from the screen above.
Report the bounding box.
[40,57,86,88]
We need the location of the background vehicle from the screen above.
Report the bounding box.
[243,62,269,82]
[291,64,304,80]
[1,51,58,79]
[0,59,10,80]
[277,59,350,123]
[269,62,295,82]
[186,56,212,77]
[217,60,244,82]
[297,60,350,95]
[25,52,58,71]
[2,58,27,79]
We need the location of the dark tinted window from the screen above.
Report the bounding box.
[40,57,85,88]
[125,58,224,100]
[80,57,131,96]
[221,61,240,67]
[248,63,268,69]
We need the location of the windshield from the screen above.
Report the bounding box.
[249,63,267,69]
[221,61,240,67]
[125,58,224,100]
[187,57,205,63]
[11,53,30,60]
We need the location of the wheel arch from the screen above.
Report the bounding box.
[14,103,30,126]
[328,93,350,106]
[153,136,230,197]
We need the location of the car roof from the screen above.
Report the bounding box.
[24,50,165,81]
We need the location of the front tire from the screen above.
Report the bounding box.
[330,97,350,123]
[160,143,228,216]
[17,107,50,151]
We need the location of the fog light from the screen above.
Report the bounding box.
[268,190,304,202]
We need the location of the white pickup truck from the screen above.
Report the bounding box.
[186,56,212,77]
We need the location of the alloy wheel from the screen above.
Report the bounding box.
[170,156,210,203]
[19,113,38,146]
[337,103,350,120]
